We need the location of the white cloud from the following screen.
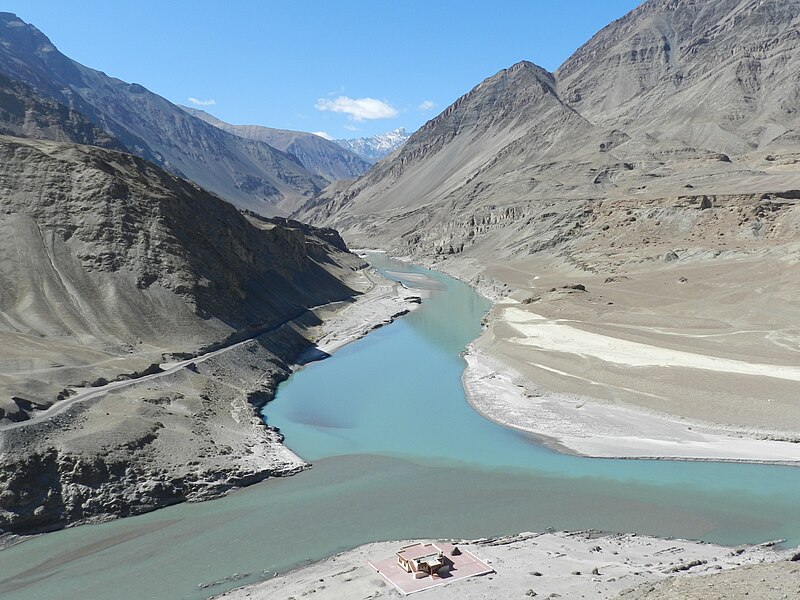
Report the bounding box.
[312,131,333,140]
[418,100,436,111]
[187,97,216,107]
[343,124,360,132]
[315,96,398,121]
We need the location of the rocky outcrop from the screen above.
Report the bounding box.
[0,328,309,534]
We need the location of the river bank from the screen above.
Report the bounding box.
[463,343,800,464]
[0,265,420,538]
[213,531,797,600]
[396,250,800,464]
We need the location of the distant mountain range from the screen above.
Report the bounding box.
[0,12,342,216]
[334,128,410,163]
[180,106,372,182]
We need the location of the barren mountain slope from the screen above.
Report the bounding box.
[0,12,326,215]
[297,61,607,235]
[302,0,800,255]
[0,135,360,424]
[558,0,800,154]
[182,106,372,182]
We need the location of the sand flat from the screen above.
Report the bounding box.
[503,306,800,382]
[462,346,800,462]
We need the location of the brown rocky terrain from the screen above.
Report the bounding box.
[0,331,306,536]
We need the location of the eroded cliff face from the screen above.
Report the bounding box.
[335,191,800,276]
[0,134,368,535]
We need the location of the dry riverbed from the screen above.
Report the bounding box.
[463,342,800,463]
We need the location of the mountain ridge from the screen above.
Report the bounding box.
[301,0,800,251]
[0,12,326,216]
[295,56,605,227]
[334,127,410,163]
[180,106,372,182]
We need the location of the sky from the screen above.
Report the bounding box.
[2,1,643,140]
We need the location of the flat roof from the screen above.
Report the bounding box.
[397,543,444,560]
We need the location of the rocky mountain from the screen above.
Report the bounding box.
[557,0,800,155]
[181,106,372,182]
[301,62,601,228]
[0,12,327,216]
[0,130,371,533]
[301,0,800,260]
[334,127,410,163]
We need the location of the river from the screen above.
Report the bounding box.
[1,255,798,599]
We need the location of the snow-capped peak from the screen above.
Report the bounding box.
[334,127,410,163]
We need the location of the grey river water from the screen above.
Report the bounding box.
[1,254,798,599]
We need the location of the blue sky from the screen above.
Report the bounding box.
[4,1,643,139]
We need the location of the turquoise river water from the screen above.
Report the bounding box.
[0,254,798,599]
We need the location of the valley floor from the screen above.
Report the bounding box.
[422,251,800,464]
[213,531,797,600]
